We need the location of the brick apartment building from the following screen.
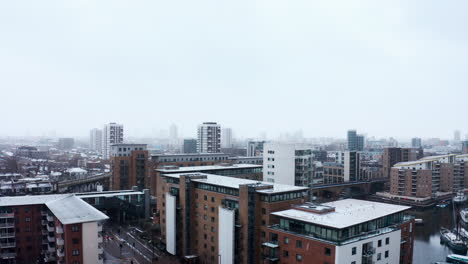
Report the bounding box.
[156,172,308,264]
[151,163,262,196]
[390,154,468,198]
[0,194,107,264]
[264,199,415,264]
[382,148,423,179]
[110,144,149,191]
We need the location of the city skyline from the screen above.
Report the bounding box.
[1,1,468,139]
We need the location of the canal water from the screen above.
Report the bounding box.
[411,205,463,263]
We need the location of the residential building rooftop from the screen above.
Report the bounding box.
[162,172,308,193]
[271,199,410,229]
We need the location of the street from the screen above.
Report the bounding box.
[103,225,181,264]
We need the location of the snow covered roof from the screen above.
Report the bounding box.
[66,168,87,174]
[46,195,108,224]
[271,199,410,229]
[157,163,262,173]
[0,194,108,224]
[164,173,307,193]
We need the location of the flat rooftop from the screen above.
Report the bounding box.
[46,195,108,224]
[0,194,108,224]
[156,163,262,173]
[163,172,307,194]
[152,153,228,157]
[77,190,144,198]
[271,199,410,229]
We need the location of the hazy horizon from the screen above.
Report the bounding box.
[1,1,467,139]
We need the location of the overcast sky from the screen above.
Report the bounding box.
[0,1,467,140]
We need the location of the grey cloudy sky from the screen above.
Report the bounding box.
[0,0,467,139]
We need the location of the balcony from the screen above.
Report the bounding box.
[57,250,65,257]
[0,242,16,248]
[362,247,376,257]
[0,223,14,229]
[0,213,14,219]
[56,226,63,234]
[0,252,16,259]
[47,225,55,232]
[98,246,104,254]
[41,211,48,216]
[42,238,48,245]
[56,238,64,246]
[98,234,103,243]
[42,230,49,235]
[44,254,56,262]
[47,215,54,222]
[47,236,55,243]
[97,223,103,232]
[0,232,14,238]
[262,241,279,248]
[41,220,48,226]
[48,244,55,252]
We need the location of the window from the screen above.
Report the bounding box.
[211,197,215,202]
[296,254,302,261]
[385,237,390,245]
[72,250,80,256]
[377,253,381,260]
[25,217,31,222]
[262,220,266,226]
[72,238,80,244]
[378,239,382,247]
[261,231,266,238]
[385,250,389,258]
[204,195,207,201]
[351,262,356,264]
[351,247,356,255]
[72,225,80,232]
[296,240,302,248]
[211,217,215,223]
[283,250,289,257]
[324,247,331,256]
[262,208,266,214]
[284,237,289,244]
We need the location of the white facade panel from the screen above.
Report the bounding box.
[262,142,296,185]
[334,229,401,264]
[82,222,99,264]
[166,193,177,255]
[218,207,235,264]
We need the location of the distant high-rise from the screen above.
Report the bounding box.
[247,141,264,157]
[454,130,461,142]
[347,130,364,151]
[183,139,197,153]
[463,140,468,154]
[221,128,233,148]
[197,122,221,153]
[169,124,178,140]
[102,123,124,159]
[411,137,422,148]
[263,142,313,187]
[57,138,74,150]
[89,128,102,152]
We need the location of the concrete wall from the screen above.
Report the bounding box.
[218,207,235,264]
[82,222,99,264]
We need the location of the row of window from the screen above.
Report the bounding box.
[260,191,304,203]
[196,183,239,196]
